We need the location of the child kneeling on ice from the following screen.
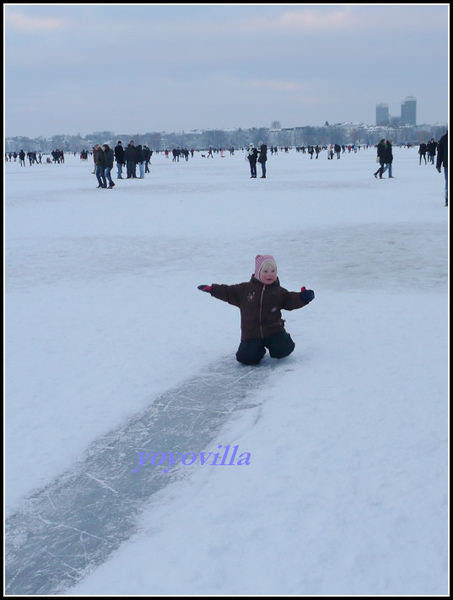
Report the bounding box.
[198,255,315,365]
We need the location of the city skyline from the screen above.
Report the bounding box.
[376,96,419,127]
[5,5,448,138]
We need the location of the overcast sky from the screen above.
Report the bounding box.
[4,4,449,138]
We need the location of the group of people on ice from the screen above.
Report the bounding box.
[93,140,154,187]
[418,138,439,165]
[114,140,153,179]
[246,142,268,178]
[8,149,63,165]
[89,133,448,207]
[93,144,115,189]
[373,138,395,179]
[372,132,448,206]
[16,149,42,166]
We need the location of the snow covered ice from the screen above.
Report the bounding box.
[5,147,448,595]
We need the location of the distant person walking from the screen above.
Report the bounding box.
[418,141,427,165]
[143,145,152,173]
[93,144,107,188]
[382,138,394,178]
[246,143,258,178]
[374,139,386,179]
[102,144,115,188]
[436,131,448,207]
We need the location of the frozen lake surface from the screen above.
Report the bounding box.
[5,146,448,594]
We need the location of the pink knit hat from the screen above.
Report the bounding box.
[255,254,277,280]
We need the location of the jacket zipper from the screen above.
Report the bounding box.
[259,284,265,338]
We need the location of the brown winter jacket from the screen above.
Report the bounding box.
[211,276,308,341]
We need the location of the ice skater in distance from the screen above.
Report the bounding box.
[198,255,315,365]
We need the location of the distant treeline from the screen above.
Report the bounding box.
[5,123,447,153]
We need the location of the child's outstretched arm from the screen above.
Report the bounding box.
[197,283,244,307]
[281,286,315,310]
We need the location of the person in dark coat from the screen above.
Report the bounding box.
[143,145,152,173]
[383,138,394,178]
[418,141,427,165]
[258,142,268,178]
[135,144,145,178]
[102,144,115,188]
[125,140,137,178]
[436,131,448,206]
[114,141,125,179]
[374,139,387,179]
[198,255,315,365]
[246,143,258,178]
[93,144,107,188]
[427,138,437,164]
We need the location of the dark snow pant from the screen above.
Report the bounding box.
[95,165,106,188]
[249,160,257,178]
[126,160,136,178]
[236,331,295,365]
[374,159,385,178]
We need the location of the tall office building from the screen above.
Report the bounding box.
[401,96,417,126]
[376,103,389,125]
